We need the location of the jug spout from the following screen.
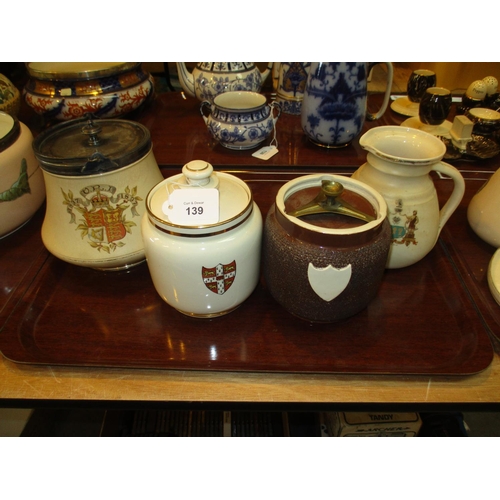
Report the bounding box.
[359,126,446,166]
[176,62,195,97]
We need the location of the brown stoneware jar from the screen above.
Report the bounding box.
[263,174,391,323]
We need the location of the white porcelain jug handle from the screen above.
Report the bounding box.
[366,62,394,121]
[431,161,465,234]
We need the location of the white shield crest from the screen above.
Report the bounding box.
[307,263,352,302]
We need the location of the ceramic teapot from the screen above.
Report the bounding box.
[352,126,465,269]
[176,62,272,103]
[467,168,500,247]
[301,62,393,148]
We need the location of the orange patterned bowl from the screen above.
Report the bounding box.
[23,62,154,120]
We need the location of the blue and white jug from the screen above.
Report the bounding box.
[301,62,393,148]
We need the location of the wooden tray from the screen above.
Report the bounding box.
[440,170,500,343]
[0,207,47,329]
[0,171,494,375]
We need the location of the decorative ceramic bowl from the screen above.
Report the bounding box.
[0,112,45,238]
[201,91,280,150]
[23,62,154,120]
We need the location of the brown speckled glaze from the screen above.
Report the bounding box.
[263,176,391,323]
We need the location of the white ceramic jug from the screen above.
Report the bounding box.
[467,168,500,247]
[352,126,465,269]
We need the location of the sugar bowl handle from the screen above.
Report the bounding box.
[200,100,212,124]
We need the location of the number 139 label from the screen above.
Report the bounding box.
[163,188,220,225]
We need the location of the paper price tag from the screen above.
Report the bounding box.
[252,145,279,160]
[162,188,219,225]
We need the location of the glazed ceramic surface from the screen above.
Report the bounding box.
[0,74,20,116]
[419,87,452,126]
[273,62,310,115]
[466,107,500,136]
[301,62,393,147]
[468,168,500,247]
[142,160,262,317]
[23,62,154,120]
[407,69,436,103]
[33,117,163,269]
[353,126,465,269]
[263,174,391,323]
[176,62,272,103]
[201,91,280,150]
[0,112,45,238]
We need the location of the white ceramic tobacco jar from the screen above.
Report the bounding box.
[33,115,164,270]
[0,111,45,238]
[263,174,391,323]
[142,160,263,317]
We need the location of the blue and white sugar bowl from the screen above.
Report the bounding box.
[200,91,280,150]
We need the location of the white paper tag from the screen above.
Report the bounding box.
[162,188,219,225]
[252,145,279,160]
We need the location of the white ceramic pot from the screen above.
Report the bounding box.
[467,168,500,247]
[0,112,45,238]
[33,116,164,270]
[142,160,262,317]
[200,91,280,150]
[353,126,465,269]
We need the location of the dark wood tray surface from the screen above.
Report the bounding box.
[440,170,500,343]
[0,171,493,375]
[0,208,47,328]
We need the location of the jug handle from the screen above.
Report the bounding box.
[431,161,466,234]
[366,62,394,121]
[200,100,211,124]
